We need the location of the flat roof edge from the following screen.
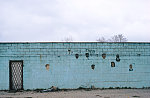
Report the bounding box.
[0,42,150,44]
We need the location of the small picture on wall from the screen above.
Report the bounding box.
[111,62,115,67]
[129,64,133,71]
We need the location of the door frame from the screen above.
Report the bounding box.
[9,60,23,90]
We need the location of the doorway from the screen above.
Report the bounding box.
[9,60,23,90]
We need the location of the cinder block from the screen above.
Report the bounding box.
[0,42,150,90]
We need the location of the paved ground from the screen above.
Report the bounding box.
[0,89,150,98]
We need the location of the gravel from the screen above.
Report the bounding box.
[0,89,150,98]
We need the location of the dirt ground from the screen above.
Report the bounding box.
[0,89,150,98]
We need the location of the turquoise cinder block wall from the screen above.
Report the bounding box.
[0,42,150,90]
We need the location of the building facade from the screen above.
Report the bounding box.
[0,42,150,90]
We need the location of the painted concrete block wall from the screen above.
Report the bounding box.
[0,42,150,90]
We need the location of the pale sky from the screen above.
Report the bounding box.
[0,0,150,42]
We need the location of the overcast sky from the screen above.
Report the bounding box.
[0,0,150,42]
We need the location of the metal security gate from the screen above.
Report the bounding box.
[9,60,23,90]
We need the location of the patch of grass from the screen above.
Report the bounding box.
[34,88,45,92]
[77,87,92,91]
[108,87,114,89]
[132,95,140,97]
[121,87,132,89]
[115,87,120,89]
[122,87,128,89]
[100,88,105,90]
[77,87,85,90]
[142,87,150,89]
[26,89,31,91]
